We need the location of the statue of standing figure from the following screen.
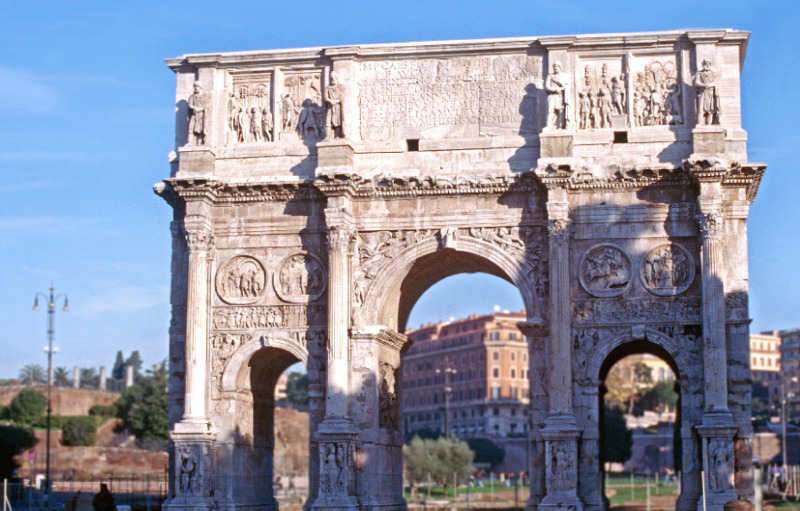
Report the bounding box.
[694,59,721,125]
[325,71,344,139]
[545,63,569,129]
[187,81,210,145]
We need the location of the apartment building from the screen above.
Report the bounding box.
[402,311,529,438]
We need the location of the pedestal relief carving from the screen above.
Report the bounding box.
[708,437,734,492]
[378,362,399,430]
[640,243,695,296]
[274,253,327,303]
[578,244,632,297]
[694,60,721,126]
[215,256,267,305]
[631,57,683,127]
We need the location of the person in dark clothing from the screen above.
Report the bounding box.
[92,484,117,511]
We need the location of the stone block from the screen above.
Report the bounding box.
[540,132,573,158]
[693,126,727,156]
[178,147,216,176]
[317,140,354,167]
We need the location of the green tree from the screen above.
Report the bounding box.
[466,437,505,469]
[603,404,632,464]
[54,367,70,387]
[81,367,98,388]
[403,436,474,495]
[0,425,36,480]
[125,351,143,379]
[285,372,309,406]
[116,362,168,442]
[635,381,679,415]
[634,362,653,384]
[8,389,47,425]
[61,417,97,446]
[18,364,45,385]
[112,351,126,380]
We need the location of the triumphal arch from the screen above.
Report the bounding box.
[157,30,765,511]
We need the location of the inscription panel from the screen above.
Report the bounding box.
[358,55,543,139]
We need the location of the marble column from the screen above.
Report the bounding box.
[73,366,80,389]
[313,221,359,511]
[165,221,216,511]
[695,181,737,510]
[519,323,548,511]
[540,193,582,511]
[179,227,214,426]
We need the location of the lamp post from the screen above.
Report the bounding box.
[436,363,457,438]
[33,285,68,510]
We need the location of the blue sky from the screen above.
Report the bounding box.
[0,0,797,378]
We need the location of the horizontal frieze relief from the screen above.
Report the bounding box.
[212,304,327,329]
[572,296,702,324]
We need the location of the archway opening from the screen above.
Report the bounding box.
[228,347,309,510]
[400,269,528,498]
[599,342,680,509]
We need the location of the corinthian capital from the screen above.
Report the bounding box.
[184,229,215,252]
[697,211,725,238]
[327,226,356,252]
[547,218,571,242]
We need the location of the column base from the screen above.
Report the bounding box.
[311,495,360,511]
[163,496,215,511]
[540,493,584,511]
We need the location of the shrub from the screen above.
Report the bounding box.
[61,416,97,446]
[90,405,117,418]
[8,389,46,425]
[0,425,36,479]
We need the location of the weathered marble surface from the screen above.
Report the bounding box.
[157,29,765,511]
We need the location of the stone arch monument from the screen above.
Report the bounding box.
[157,30,765,511]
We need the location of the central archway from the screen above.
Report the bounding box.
[355,241,538,509]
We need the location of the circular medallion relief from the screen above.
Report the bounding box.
[578,244,633,297]
[640,243,695,296]
[274,252,327,303]
[215,256,267,305]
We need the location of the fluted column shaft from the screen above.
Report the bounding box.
[182,228,214,422]
[326,226,353,418]
[546,200,572,415]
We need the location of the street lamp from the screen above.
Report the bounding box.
[782,376,799,474]
[436,363,457,438]
[33,284,68,510]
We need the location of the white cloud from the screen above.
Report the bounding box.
[0,66,59,113]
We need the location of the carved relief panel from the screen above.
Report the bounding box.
[281,71,324,140]
[578,244,632,297]
[630,54,684,127]
[640,242,695,296]
[274,252,327,303]
[227,71,275,145]
[575,57,627,130]
[215,255,267,305]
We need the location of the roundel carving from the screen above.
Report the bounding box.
[274,252,327,303]
[578,244,632,297]
[216,256,267,305]
[640,243,695,296]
